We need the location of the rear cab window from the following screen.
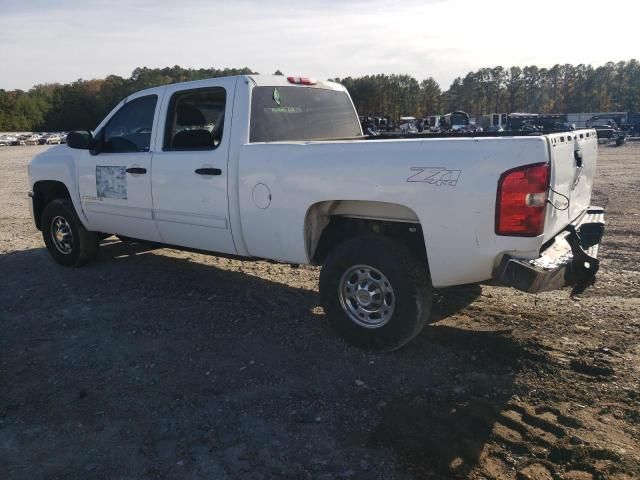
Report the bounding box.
[249,86,362,142]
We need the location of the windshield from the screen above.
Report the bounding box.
[250,86,361,142]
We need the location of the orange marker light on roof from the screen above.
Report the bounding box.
[287,76,317,85]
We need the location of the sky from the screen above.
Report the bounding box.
[0,0,638,91]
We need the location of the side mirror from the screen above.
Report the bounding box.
[66,130,93,149]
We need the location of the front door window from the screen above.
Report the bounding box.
[100,95,157,153]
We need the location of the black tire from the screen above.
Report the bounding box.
[319,235,433,351]
[41,198,99,267]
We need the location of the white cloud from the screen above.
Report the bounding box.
[0,0,638,90]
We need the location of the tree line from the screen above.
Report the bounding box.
[336,59,640,119]
[0,66,254,132]
[1,60,639,131]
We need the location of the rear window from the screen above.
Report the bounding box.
[249,86,361,142]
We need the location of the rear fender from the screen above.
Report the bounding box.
[305,200,425,262]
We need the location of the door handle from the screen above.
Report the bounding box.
[195,168,222,175]
[126,167,147,174]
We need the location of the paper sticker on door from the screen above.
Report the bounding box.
[96,166,127,199]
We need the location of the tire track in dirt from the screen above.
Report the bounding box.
[374,335,640,480]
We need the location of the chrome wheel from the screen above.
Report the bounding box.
[338,264,395,328]
[50,215,73,255]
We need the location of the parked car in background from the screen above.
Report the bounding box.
[398,122,418,134]
[39,134,62,145]
[12,135,27,146]
[463,123,482,133]
[24,134,41,145]
[360,117,380,136]
[592,125,619,143]
[626,112,640,136]
[592,125,625,146]
[0,135,17,146]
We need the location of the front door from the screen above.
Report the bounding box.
[151,80,236,254]
[77,93,162,242]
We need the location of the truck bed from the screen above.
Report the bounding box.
[237,129,598,288]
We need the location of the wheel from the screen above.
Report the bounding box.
[319,235,433,351]
[41,198,99,267]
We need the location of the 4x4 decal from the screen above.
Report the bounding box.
[407,167,462,186]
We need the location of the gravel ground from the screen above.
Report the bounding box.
[0,144,638,480]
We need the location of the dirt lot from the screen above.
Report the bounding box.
[1,144,638,480]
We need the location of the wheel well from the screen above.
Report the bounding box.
[307,202,428,266]
[32,181,71,230]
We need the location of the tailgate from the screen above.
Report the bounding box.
[544,130,598,241]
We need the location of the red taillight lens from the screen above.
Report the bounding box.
[287,76,317,85]
[495,163,549,236]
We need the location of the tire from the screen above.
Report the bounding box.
[41,198,99,267]
[319,235,433,351]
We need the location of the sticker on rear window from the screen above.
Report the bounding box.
[264,107,303,114]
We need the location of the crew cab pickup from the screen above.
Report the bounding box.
[28,75,605,350]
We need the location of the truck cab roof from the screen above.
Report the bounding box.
[128,75,345,99]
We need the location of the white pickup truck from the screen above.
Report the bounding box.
[28,74,605,350]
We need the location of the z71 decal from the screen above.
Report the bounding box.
[407,167,462,186]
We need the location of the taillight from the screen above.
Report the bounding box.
[495,162,549,236]
[287,76,317,85]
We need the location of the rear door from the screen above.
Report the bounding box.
[151,79,237,254]
[545,130,598,240]
[77,93,162,241]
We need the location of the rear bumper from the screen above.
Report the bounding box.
[494,207,605,294]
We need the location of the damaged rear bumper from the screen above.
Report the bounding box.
[494,207,605,294]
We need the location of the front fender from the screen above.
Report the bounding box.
[29,146,89,228]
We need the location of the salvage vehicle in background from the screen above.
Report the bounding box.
[613,127,627,146]
[627,112,640,136]
[398,122,418,134]
[28,75,605,351]
[38,134,62,145]
[12,135,27,146]
[439,111,470,131]
[506,113,572,133]
[586,114,625,130]
[0,135,16,146]
[592,125,626,145]
[24,134,41,145]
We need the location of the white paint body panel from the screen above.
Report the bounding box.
[237,137,551,287]
[28,75,599,289]
[76,87,165,242]
[544,131,597,240]
[28,145,87,224]
[150,77,237,254]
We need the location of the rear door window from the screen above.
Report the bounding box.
[164,87,226,151]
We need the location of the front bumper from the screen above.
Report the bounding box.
[494,207,605,294]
